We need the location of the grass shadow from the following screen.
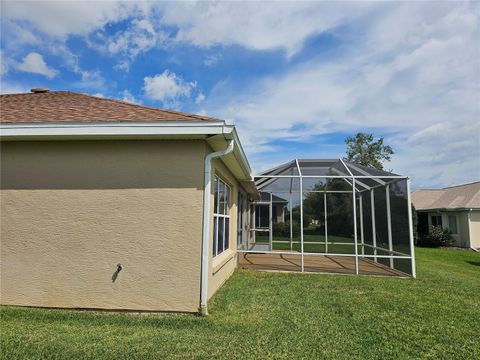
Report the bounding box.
[466,260,480,267]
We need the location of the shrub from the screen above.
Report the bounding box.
[417,225,454,247]
[272,221,300,238]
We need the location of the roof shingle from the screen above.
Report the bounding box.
[0,91,222,123]
[412,182,480,210]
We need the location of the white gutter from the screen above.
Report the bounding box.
[200,139,234,315]
[0,121,227,138]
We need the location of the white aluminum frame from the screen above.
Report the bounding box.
[243,159,416,277]
[213,176,231,258]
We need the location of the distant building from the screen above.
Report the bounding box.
[412,182,480,249]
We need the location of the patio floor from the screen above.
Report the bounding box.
[238,252,407,276]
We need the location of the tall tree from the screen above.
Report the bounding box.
[344,133,394,170]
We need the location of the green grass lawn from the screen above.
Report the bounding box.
[1,248,479,359]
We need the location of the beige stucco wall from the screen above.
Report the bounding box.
[457,211,471,247]
[1,140,206,312]
[207,157,240,300]
[469,211,480,248]
[426,210,480,248]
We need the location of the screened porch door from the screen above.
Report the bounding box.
[249,203,272,251]
[237,192,249,250]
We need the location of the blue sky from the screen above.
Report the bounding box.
[1,1,479,189]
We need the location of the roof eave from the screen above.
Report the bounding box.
[416,207,480,212]
[205,125,252,182]
[0,121,226,139]
[0,120,254,183]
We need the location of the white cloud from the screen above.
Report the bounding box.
[17,52,58,78]
[120,89,139,104]
[0,81,32,94]
[0,51,8,75]
[2,1,369,58]
[2,20,40,45]
[204,1,480,188]
[195,92,206,104]
[90,18,164,70]
[1,1,371,72]
[73,70,106,90]
[203,54,221,67]
[160,2,373,57]
[2,1,154,71]
[2,1,478,187]
[143,70,196,102]
[1,1,146,38]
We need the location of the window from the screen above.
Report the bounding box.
[431,215,442,228]
[448,215,458,234]
[213,176,230,257]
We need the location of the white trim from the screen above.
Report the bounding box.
[237,250,411,260]
[213,176,231,258]
[230,127,252,178]
[467,209,473,247]
[295,158,303,176]
[371,190,378,262]
[339,158,354,177]
[324,191,328,254]
[0,121,227,137]
[269,192,273,251]
[386,184,394,269]
[359,195,364,256]
[406,179,417,278]
[255,175,407,179]
[245,242,411,257]
[289,191,293,251]
[353,179,359,274]
[297,159,304,272]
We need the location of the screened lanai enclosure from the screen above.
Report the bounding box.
[237,159,416,277]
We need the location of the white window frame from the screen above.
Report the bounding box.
[213,176,231,257]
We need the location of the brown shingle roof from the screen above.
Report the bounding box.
[412,182,480,210]
[0,91,222,123]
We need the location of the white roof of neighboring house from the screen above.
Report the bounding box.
[412,182,480,210]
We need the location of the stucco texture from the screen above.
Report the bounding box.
[1,140,206,312]
[457,211,471,247]
[470,211,480,248]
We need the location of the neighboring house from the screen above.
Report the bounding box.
[0,89,258,314]
[412,182,480,249]
[253,192,288,228]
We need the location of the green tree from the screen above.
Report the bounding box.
[302,179,354,237]
[344,133,394,170]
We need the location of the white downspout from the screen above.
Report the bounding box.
[200,139,234,315]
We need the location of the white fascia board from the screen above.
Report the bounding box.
[210,125,252,180]
[228,126,252,178]
[0,121,227,138]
